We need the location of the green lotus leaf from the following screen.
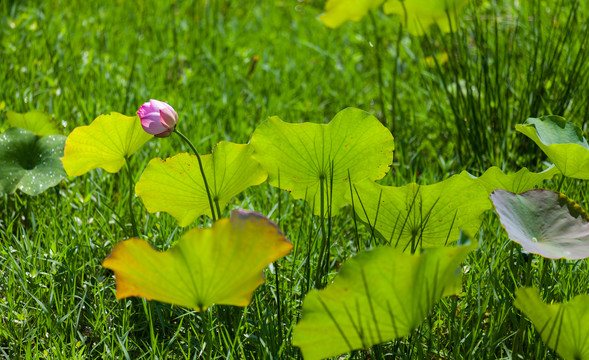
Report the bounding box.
[135,142,267,225]
[250,107,394,216]
[293,243,476,360]
[490,189,589,260]
[515,287,589,360]
[61,112,152,176]
[102,210,293,311]
[319,0,383,28]
[463,165,559,194]
[0,128,67,195]
[349,175,490,249]
[383,0,471,35]
[6,110,60,136]
[516,116,589,179]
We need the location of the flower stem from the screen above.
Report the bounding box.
[173,129,217,222]
[125,157,139,237]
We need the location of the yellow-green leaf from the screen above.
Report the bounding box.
[250,108,394,216]
[135,142,267,226]
[293,243,476,359]
[515,288,589,360]
[462,165,560,194]
[319,0,384,28]
[102,210,293,310]
[383,0,471,35]
[61,112,152,176]
[7,110,60,136]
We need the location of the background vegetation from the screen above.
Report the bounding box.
[1,0,588,358]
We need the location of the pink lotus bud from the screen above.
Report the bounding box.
[137,99,178,137]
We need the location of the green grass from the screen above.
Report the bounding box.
[1,0,589,359]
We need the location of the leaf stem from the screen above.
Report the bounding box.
[173,129,217,222]
[125,157,139,237]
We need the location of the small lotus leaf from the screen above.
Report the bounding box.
[463,165,559,194]
[0,128,67,195]
[7,110,60,136]
[135,142,267,225]
[349,175,490,249]
[61,112,152,176]
[292,243,476,360]
[319,0,383,28]
[515,287,589,360]
[516,116,589,179]
[250,108,394,216]
[102,210,293,310]
[490,189,589,259]
[383,0,471,35]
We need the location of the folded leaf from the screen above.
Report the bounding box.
[102,210,293,310]
[490,189,589,260]
[7,110,60,136]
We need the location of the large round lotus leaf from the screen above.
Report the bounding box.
[61,112,152,176]
[349,175,490,249]
[319,0,383,28]
[7,110,60,136]
[383,0,471,34]
[516,116,589,179]
[292,242,476,360]
[0,128,67,195]
[462,165,559,195]
[102,210,293,311]
[515,287,589,360]
[490,189,589,260]
[135,142,267,225]
[250,107,394,216]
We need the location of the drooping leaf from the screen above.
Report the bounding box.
[490,189,589,260]
[61,112,152,176]
[135,142,267,225]
[463,165,559,194]
[514,287,589,360]
[383,0,471,35]
[349,175,490,249]
[6,110,61,136]
[102,210,293,311]
[319,0,383,28]
[0,128,67,195]
[250,107,394,216]
[516,116,589,179]
[293,243,476,360]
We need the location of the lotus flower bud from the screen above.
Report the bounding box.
[137,99,178,137]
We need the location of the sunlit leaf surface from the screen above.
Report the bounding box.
[383,0,471,34]
[135,142,267,225]
[463,165,559,194]
[490,189,589,260]
[61,112,152,176]
[293,243,476,360]
[516,116,589,179]
[250,107,394,216]
[349,175,490,249]
[515,287,589,360]
[319,0,383,28]
[102,210,293,310]
[6,110,60,136]
[0,128,66,195]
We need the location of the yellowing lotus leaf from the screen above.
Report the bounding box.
[102,209,293,310]
[61,112,152,176]
[135,142,267,225]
